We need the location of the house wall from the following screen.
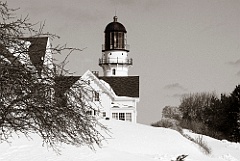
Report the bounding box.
[80,71,138,123]
[111,98,138,123]
[43,38,54,71]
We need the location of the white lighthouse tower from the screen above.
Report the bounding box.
[99,16,132,76]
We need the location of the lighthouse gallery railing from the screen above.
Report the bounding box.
[99,58,133,65]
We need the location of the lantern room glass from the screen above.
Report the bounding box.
[105,32,125,50]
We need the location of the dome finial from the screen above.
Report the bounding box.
[113,16,118,22]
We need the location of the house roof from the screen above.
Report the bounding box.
[21,37,48,76]
[54,76,81,94]
[1,37,49,76]
[99,76,139,98]
[53,73,139,99]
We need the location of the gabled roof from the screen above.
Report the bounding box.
[1,37,49,76]
[21,37,48,76]
[53,72,139,99]
[99,76,139,98]
[54,76,81,94]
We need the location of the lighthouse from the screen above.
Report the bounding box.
[99,16,132,76]
[79,16,139,122]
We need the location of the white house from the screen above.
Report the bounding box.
[79,69,139,123]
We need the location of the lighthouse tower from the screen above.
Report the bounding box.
[99,16,132,76]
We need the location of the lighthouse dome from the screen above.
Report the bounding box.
[105,16,127,33]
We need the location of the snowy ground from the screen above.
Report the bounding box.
[0,120,239,161]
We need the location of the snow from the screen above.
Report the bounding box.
[0,120,239,161]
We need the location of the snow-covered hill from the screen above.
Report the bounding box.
[0,120,239,161]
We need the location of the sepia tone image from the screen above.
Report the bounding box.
[1,0,239,160]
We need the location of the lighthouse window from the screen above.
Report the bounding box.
[114,32,118,48]
[118,32,124,48]
[112,69,116,75]
[110,33,113,49]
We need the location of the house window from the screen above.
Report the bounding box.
[94,91,99,101]
[103,112,106,117]
[86,110,92,115]
[112,113,118,120]
[119,113,125,121]
[126,113,132,122]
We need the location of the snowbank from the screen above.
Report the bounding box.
[0,120,239,161]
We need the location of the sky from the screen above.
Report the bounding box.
[6,0,240,124]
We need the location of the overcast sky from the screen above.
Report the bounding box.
[7,0,240,124]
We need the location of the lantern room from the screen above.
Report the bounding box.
[102,16,129,52]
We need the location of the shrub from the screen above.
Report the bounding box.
[151,119,173,128]
[182,133,211,154]
[179,120,208,135]
[152,118,184,134]
[162,106,182,121]
[179,119,225,140]
[171,124,183,134]
[194,136,211,154]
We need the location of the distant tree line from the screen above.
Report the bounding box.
[179,86,240,142]
[152,85,240,143]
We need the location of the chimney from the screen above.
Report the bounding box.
[92,71,99,77]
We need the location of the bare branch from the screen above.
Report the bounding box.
[0,2,106,151]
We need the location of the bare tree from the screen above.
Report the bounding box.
[0,2,106,151]
[179,92,216,122]
[162,106,182,120]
